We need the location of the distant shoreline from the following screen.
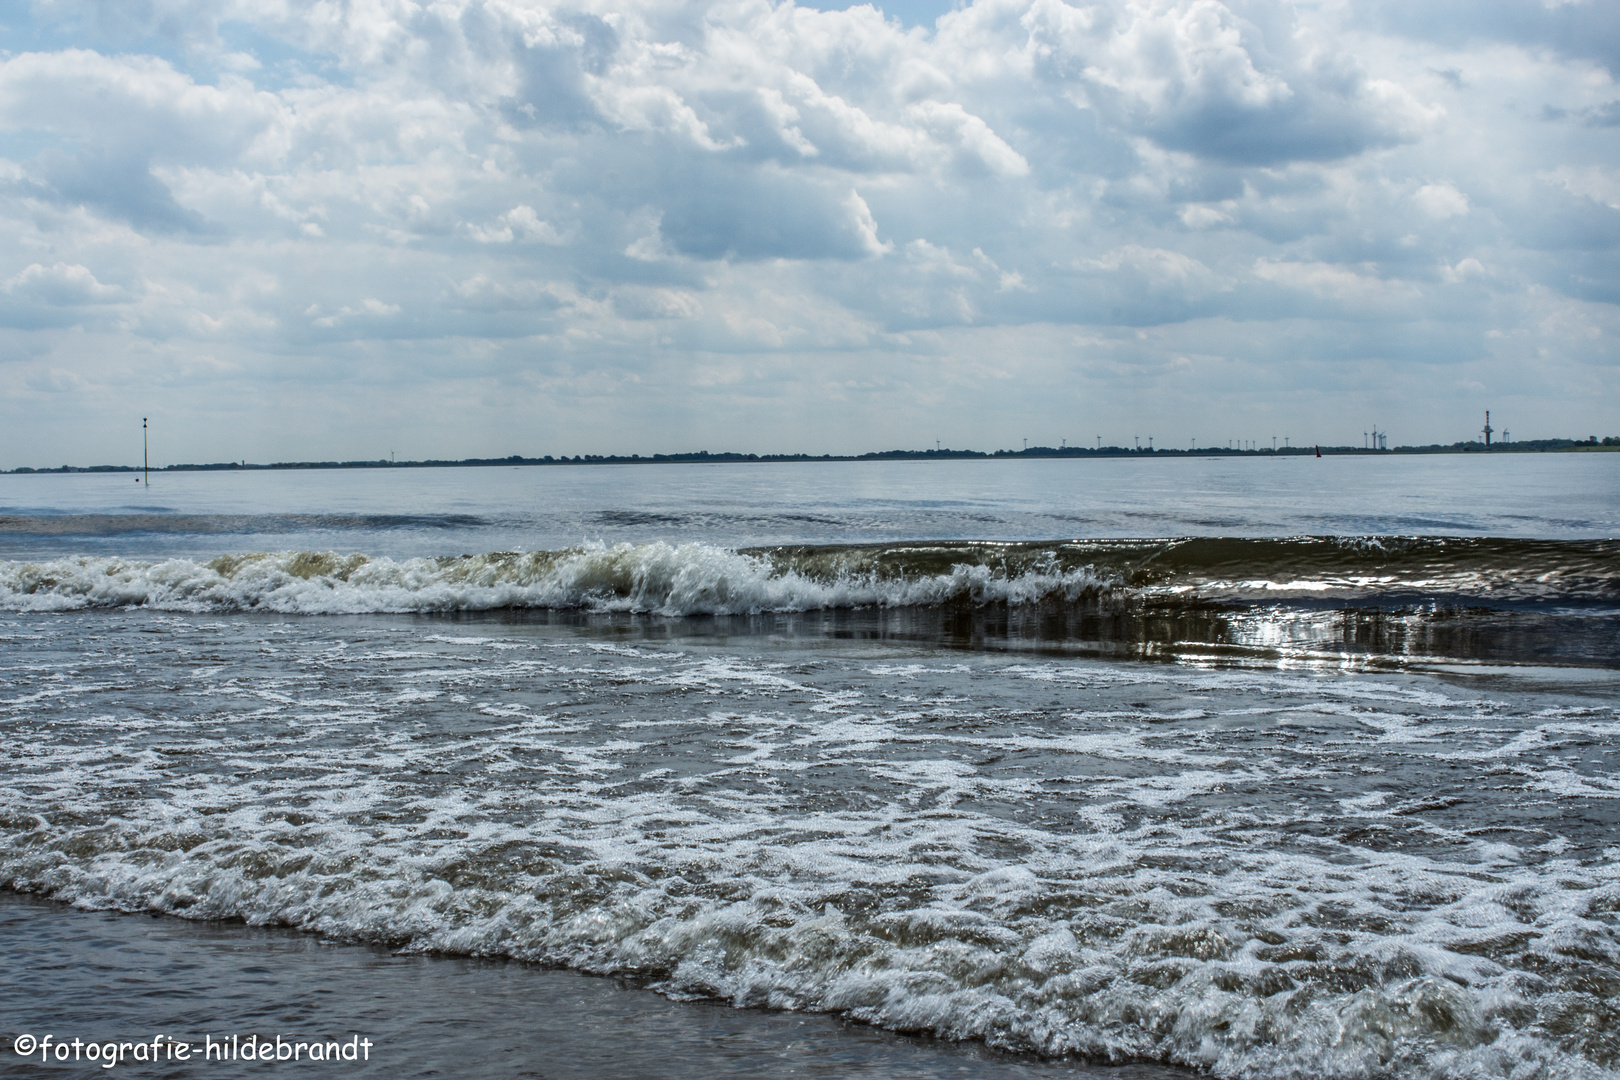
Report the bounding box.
[6,437,1618,475]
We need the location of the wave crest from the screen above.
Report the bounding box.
[0,542,1113,615]
[3,536,1613,617]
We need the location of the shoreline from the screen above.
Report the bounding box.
[1,889,1185,1080]
[8,439,1619,475]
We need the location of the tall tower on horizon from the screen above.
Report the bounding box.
[1482,411,1494,448]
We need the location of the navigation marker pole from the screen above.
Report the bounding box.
[143,417,149,487]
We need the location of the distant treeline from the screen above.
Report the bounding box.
[8,437,1617,474]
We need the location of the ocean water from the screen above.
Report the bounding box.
[1,456,1617,1079]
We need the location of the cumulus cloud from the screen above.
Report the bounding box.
[1544,166,1620,210]
[468,205,567,244]
[1413,182,1469,219]
[0,0,1613,463]
[0,262,128,330]
[4,263,125,306]
[904,99,1031,176]
[1006,0,1434,164]
[1254,258,1422,310]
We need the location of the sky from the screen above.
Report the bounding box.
[0,0,1615,466]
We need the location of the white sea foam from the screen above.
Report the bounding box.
[0,543,1113,615]
[3,617,1618,1079]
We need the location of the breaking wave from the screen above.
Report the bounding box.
[0,537,1613,616]
[0,543,1109,615]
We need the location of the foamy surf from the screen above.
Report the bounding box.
[2,619,1616,1080]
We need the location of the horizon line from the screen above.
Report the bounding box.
[7,436,1619,474]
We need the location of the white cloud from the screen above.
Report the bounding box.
[904,100,1031,176]
[469,205,566,244]
[589,79,741,150]
[1180,203,1234,228]
[4,263,125,305]
[0,0,1614,463]
[0,49,283,161]
[846,189,892,257]
[310,298,402,327]
[1088,245,1223,295]
[1253,258,1421,306]
[1413,182,1469,218]
[1542,166,1620,209]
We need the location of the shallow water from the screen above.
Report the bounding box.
[1,892,1190,1079]
[4,611,1618,1078]
[1,458,1616,1079]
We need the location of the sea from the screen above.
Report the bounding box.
[1,454,1616,1079]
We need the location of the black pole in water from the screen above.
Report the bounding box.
[143,417,149,487]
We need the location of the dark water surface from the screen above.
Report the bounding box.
[2,455,1615,558]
